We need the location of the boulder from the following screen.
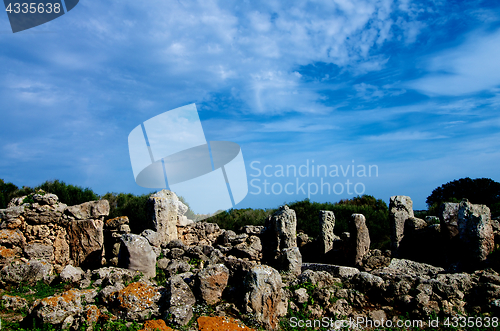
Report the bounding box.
[243,265,286,330]
[318,210,336,254]
[0,259,52,285]
[112,282,162,321]
[33,288,97,325]
[389,195,414,253]
[147,190,179,245]
[67,218,104,268]
[349,214,370,266]
[458,199,494,264]
[165,275,196,326]
[66,200,109,220]
[119,234,156,278]
[140,229,162,248]
[198,264,229,305]
[60,265,84,283]
[231,236,262,261]
[33,193,59,205]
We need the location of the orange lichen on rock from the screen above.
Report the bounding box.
[0,246,16,258]
[85,304,101,324]
[115,282,158,310]
[140,319,174,331]
[197,316,255,331]
[41,288,81,307]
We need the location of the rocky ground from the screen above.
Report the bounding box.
[0,191,499,330]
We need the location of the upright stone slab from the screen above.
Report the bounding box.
[243,265,286,330]
[349,214,370,266]
[439,202,459,240]
[389,196,414,254]
[457,199,494,264]
[319,210,336,254]
[67,219,104,268]
[119,234,156,278]
[264,205,302,275]
[147,190,179,246]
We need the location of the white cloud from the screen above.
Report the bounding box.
[406,28,500,95]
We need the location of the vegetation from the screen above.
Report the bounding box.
[209,195,390,250]
[426,177,500,217]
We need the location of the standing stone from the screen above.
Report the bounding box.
[243,265,286,330]
[198,264,229,305]
[439,203,460,240]
[147,190,179,246]
[457,199,494,264]
[319,210,337,254]
[389,196,414,254]
[264,205,302,275]
[119,234,156,278]
[277,247,302,276]
[67,219,104,269]
[349,214,370,266]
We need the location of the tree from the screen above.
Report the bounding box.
[0,179,19,208]
[426,177,500,217]
[36,180,100,206]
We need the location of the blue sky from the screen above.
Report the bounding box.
[1,0,500,213]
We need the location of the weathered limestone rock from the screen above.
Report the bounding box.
[33,193,59,205]
[66,200,110,220]
[178,222,222,246]
[440,202,460,240]
[176,200,188,217]
[0,228,26,247]
[53,228,70,267]
[458,199,494,263]
[24,243,54,260]
[349,214,370,266]
[264,205,302,275]
[60,264,84,283]
[165,275,196,326]
[381,258,444,277]
[33,288,97,325]
[319,210,337,254]
[112,282,162,321]
[119,234,156,278]
[198,264,229,305]
[389,196,414,253]
[177,215,193,227]
[243,265,286,330]
[140,229,162,248]
[67,218,104,268]
[231,235,262,261]
[147,190,179,245]
[277,247,302,276]
[0,259,52,285]
[1,294,28,311]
